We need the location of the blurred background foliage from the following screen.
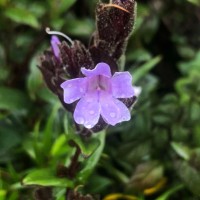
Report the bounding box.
[0,0,200,199]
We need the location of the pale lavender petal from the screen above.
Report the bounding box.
[60,78,87,104]
[112,98,131,122]
[111,72,134,98]
[100,92,131,126]
[74,92,100,129]
[81,62,111,77]
[51,36,61,58]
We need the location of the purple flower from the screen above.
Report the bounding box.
[61,62,137,129]
[51,36,61,58]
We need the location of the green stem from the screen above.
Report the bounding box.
[155,184,184,200]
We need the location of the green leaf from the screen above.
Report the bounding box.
[28,2,46,18]
[152,94,179,125]
[67,133,100,158]
[7,191,19,200]
[132,55,162,83]
[85,174,113,193]
[152,115,171,125]
[129,161,164,190]
[187,0,200,6]
[37,88,58,104]
[63,17,94,37]
[0,87,30,112]
[0,190,6,200]
[0,66,9,82]
[155,184,184,200]
[140,74,158,95]
[177,45,195,59]
[49,0,76,14]
[171,142,191,160]
[127,48,152,63]
[64,115,101,158]
[175,71,200,104]
[27,57,43,100]
[77,131,106,182]
[27,56,58,103]
[0,0,7,6]
[4,7,39,28]
[171,124,189,142]
[100,161,129,184]
[175,161,200,195]
[0,127,21,158]
[54,188,66,200]
[190,102,200,123]
[194,125,200,146]
[51,134,72,157]
[178,51,200,74]
[42,103,61,153]
[22,169,74,187]
[23,139,37,161]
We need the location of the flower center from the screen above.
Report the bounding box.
[87,75,111,93]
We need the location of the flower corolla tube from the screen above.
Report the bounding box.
[61,62,137,129]
[51,36,61,58]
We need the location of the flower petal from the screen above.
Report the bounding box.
[100,92,131,126]
[74,92,100,129]
[51,36,61,58]
[60,78,87,104]
[111,72,134,98]
[81,62,111,77]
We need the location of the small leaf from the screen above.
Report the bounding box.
[129,161,164,191]
[155,184,184,200]
[4,7,39,28]
[64,117,101,158]
[22,169,74,187]
[67,133,100,158]
[49,0,76,14]
[140,74,158,95]
[152,115,171,125]
[64,17,94,37]
[187,0,200,6]
[175,161,200,195]
[28,2,46,18]
[0,87,30,112]
[51,134,70,157]
[178,51,200,74]
[27,57,43,100]
[190,102,200,123]
[42,103,61,153]
[132,56,162,83]
[0,66,9,82]
[37,88,58,104]
[86,175,113,193]
[77,131,106,182]
[23,140,37,161]
[0,190,6,200]
[175,71,200,104]
[0,0,7,6]
[28,56,58,103]
[127,48,152,63]
[171,142,191,160]
[0,126,21,156]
